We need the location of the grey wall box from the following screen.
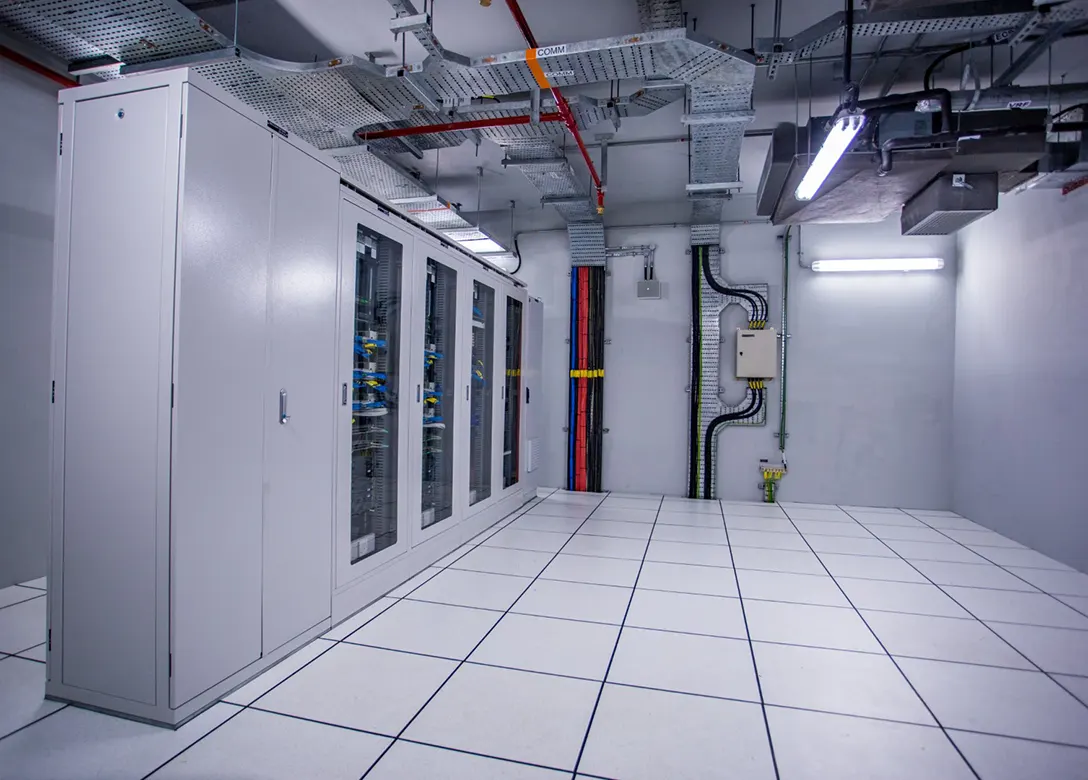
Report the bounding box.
[48,69,542,726]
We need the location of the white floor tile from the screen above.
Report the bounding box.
[793,519,872,538]
[224,639,336,706]
[600,496,660,510]
[258,643,456,734]
[644,539,733,567]
[724,515,799,533]
[344,599,500,660]
[0,596,46,654]
[865,525,955,543]
[527,504,594,520]
[149,708,389,780]
[840,505,904,514]
[625,589,746,639]
[731,546,825,576]
[538,553,641,588]
[1056,674,1088,707]
[745,600,883,653]
[561,534,646,561]
[1058,594,1088,615]
[608,626,759,700]
[579,684,775,780]
[15,643,46,662]
[753,642,934,725]
[650,523,728,546]
[578,519,652,540]
[722,503,788,519]
[508,514,584,534]
[736,569,849,608]
[818,553,927,583]
[637,561,739,597]
[897,658,1088,746]
[0,586,41,610]
[482,528,570,554]
[884,540,990,564]
[1005,567,1088,596]
[935,529,1024,548]
[942,587,1088,629]
[849,511,928,527]
[450,545,556,578]
[660,499,721,515]
[17,577,46,590]
[835,578,971,618]
[913,516,987,532]
[861,610,1033,669]
[367,740,568,779]
[434,545,476,567]
[767,706,975,780]
[782,507,854,522]
[470,613,619,680]
[987,622,1088,675]
[806,536,898,558]
[909,561,1035,591]
[905,509,963,519]
[729,529,811,551]
[409,569,530,611]
[0,703,236,780]
[0,657,64,739]
[968,547,1073,571]
[590,506,658,524]
[322,598,398,642]
[656,509,728,527]
[386,568,442,597]
[404,664,598,771]
[949,731,1088,780]
[512,579,632,625]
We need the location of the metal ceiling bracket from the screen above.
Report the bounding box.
[389,12,429,35]
[69,55,122,75]
[686,182,745,193]
[542,195,592,206]
[530,87,541,124]
[502,156,567,167]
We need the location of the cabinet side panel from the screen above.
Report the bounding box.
[61,87,172,705]
[262,139,338,653]
[170,86,270,707]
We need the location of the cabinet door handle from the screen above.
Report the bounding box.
[465,385,469,401]
[526,387,530,404]
[416,384,421,403]
[342,383,348,406]
[279,389,290,424]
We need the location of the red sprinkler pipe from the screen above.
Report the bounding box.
[503,0,606,214]
[355,112,563,142]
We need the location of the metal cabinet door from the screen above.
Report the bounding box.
[523,298,545,493]
[261,137,339,654]
[498,285,528,499]
[335,200,414,588]
[171,85,271,707]
[464,268,499,517]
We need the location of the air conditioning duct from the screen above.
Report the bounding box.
[901,172,997,235]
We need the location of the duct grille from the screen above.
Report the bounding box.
[902,209,990,235]
[568,223,606,266]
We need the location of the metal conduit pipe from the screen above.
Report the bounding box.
[858,88,953,133]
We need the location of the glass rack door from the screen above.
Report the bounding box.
[421,258,457,530]
[349,221,402,566]
[469,280,495,507]
[503,296,523,489]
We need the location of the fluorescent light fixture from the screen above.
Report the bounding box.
[795,113,866,201]
[811,257,945,273]
[457,238,506,254]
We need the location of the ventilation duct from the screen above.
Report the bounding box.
[901,172,997,234]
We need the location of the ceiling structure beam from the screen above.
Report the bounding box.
[993,21,1077,87]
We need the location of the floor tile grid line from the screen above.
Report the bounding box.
[0,700,70,746]
[17,581,47,592]
[426,500,549,573]
[138,497,550,780]
[570,495,666,780]
[0,590,45,613]
[778,505,984,780]
[718,501,784,780]
[358,490,615,780]
[368,598,1088,681]
[905,511,1088,620]
[848,507,1088,713]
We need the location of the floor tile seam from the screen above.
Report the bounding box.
[719,501,782,780]
[780,505,983,780]
[137,701,249,779]
[0,702,70,746]
[837,506,1080,695]
[0,593,46,614]
[570,495,666,780]
[360,491,614,780]
[420,502,554,583]
[16,583,47,592]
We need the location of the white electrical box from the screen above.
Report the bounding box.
[736,328,778,379]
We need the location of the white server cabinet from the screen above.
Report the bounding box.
[498,284,529,499]
[48,69,339,726]
[523,298,545,494]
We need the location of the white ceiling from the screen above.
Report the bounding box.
[194,0,1088,229]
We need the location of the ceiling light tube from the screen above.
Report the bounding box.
[810,258,945,273]
[795,113,866,201]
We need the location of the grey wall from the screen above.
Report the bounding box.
[0,59,58,587]
[953,190,1088,574]
[516,217,957,508]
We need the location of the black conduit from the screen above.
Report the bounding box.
[688,248,703,498]
[704,389,764,499]
[700,246,769,324]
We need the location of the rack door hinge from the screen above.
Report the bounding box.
[51,380,55,403]
[179,114,184,138]
[47,629,52,651]
[58,133,63,156]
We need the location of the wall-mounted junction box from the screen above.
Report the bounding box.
[736,328,778,379]
[637,280,661,299]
